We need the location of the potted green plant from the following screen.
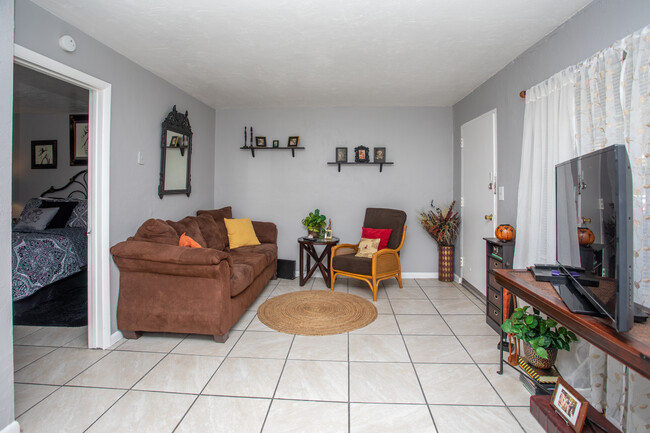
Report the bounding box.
[501,306,578,369]
[302,209,327,238]
[417,200,460,281]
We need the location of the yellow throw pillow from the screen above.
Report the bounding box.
[355,238,380,258]
[224,218,261,249]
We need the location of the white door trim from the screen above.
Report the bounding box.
[460,109,498,283]
[14,45,112,349]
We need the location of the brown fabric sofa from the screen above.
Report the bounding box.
[110,206,277,342]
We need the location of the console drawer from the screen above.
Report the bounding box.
[488,273,502,292]
[487,286,502,307]
[489,257,503,270]
[487,302,502,324]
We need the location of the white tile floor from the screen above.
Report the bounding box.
[13,278,546,433]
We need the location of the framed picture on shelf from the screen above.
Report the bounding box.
[69,114,88,166]
[374,147,386,163]
[31,140,57,169]
[255,136,267,147]
[551,377,588,432]
[336,147,348,163]
[354,145,369,163]
[288,136,299,147]
[272,140,279,148]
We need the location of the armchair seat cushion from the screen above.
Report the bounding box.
[332,254,372,276]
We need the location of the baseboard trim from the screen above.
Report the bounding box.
[0,421,20,433]
[461,279,485,303]
[110,331,123,347]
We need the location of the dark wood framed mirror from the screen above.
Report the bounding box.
[159,105,192,198]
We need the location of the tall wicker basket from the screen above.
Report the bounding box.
[438,245,455,282]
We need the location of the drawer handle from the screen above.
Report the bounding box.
[493,310,499,316]
[493,294,499,299]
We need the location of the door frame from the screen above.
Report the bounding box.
[460,109,497,285]
[14,45,113,349]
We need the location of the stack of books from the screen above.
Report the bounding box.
[518,358,559,395]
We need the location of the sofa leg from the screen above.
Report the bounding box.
[122,330,142,340]
[213,332,229,343]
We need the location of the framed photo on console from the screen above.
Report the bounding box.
[551,377,588,432]
[336,147,348,163]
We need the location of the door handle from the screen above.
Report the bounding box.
[484,214,493,221]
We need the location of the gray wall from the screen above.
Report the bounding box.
[214,107,453,274]
[0,0,15,431]
[12,112,89,214]
[14,0,217,333]
[453,0,650,232]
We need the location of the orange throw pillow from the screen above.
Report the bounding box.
[179,232,202,248]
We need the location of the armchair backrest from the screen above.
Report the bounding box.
[363,208,407,250]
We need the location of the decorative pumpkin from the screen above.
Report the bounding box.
[577,227,595,246]
[495,224,515,242]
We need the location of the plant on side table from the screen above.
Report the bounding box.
[302,209,327,238]
[501,306,578,369]
[417,200,460,282]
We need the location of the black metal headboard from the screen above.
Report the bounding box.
[40,170,88,199]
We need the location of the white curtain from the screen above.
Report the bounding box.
[513,69,578,268]
[514,25,650,432]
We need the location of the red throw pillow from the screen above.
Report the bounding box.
[362,227,393,250]
[179,233,202,248]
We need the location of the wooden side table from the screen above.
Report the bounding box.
[298,237,339,287]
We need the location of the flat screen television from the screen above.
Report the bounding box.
[555,144,634,332]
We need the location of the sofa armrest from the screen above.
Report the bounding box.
[111,240,233,278]
[252,221,278,244]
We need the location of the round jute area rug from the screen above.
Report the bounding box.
[257,290,377,336]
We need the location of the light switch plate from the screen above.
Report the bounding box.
[498,186,504,201]
[137,152,144,165]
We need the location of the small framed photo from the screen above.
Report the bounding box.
[336,147,348,163]
[255,136,267,147]
[69,114,88,166]
[354,145,369,163]
[551,377,589,432]
[31,140,57,169]
[272,140,279,148]
[288,136,299,147]
[324,229,333,240]
[169,136,179,147]
[374,147,386,163]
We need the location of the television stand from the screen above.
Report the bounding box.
[494,269,650,379]
[553,283,603,316]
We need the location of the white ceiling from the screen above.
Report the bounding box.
[13,64,88,114]
[31,0,592,109]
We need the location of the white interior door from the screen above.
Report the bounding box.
[461,110,497,294]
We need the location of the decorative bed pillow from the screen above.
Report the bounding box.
[361,227,393,250]
[179,233,202,248]
[224,218,260,249]
[355,238,380,258]
[14,207,59,231]
[39,200,78,228]
[66,200,88,229]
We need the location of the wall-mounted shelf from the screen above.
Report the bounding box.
[327,162,394,172]
[241,146,304,158]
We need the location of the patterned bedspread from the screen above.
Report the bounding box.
[12,227,88,301]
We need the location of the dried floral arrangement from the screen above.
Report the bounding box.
[417,200,460,247]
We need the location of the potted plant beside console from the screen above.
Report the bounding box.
[501,306,578,369]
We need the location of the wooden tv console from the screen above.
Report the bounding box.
[495,269,650,379]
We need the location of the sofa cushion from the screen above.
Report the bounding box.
[167,216,207,248]
[230,244,277,267]
[197,206,232,223]
[133,219,179,246]
[224,218,261,249]
[332,253,372,275]
[196,214,228,251]
[361,227,392,250]
[230,263,255,297]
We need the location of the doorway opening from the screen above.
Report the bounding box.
[13,45,112,349]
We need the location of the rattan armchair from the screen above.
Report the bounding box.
[330,208,407,301]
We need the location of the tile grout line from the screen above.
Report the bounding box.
[258,333,296,433]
